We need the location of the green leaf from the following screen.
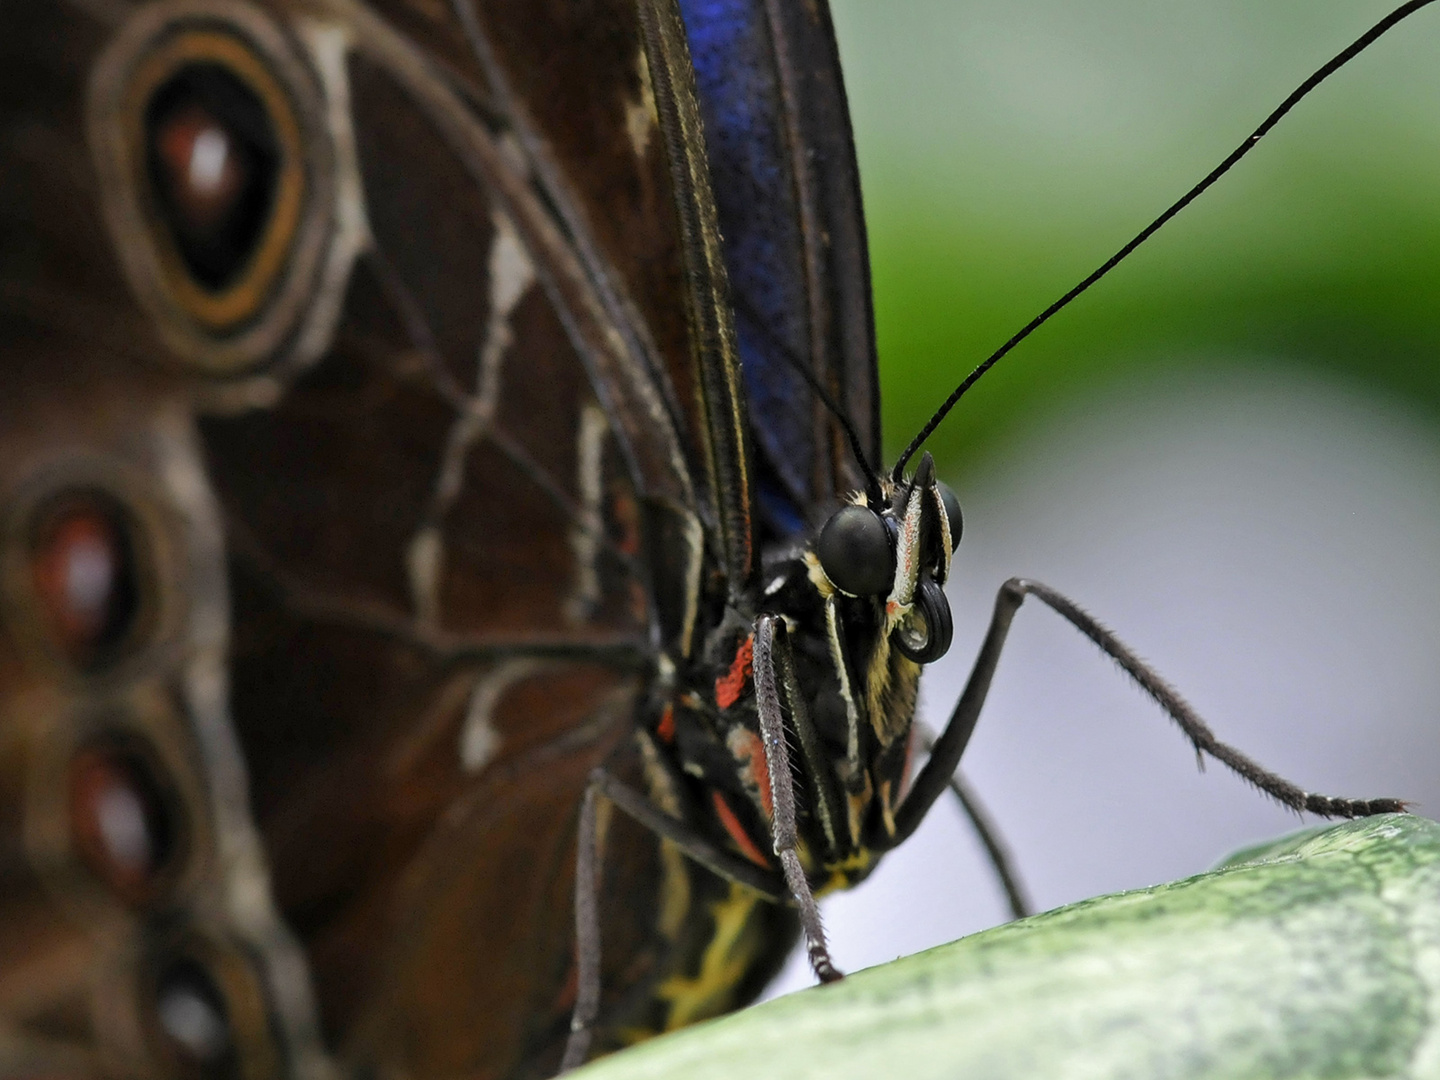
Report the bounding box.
[578,814,1440,1080]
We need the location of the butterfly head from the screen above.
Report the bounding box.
[812,451,961,668]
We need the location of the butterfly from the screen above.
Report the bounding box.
[0,1,1417,1079]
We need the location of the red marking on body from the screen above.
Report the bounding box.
[611,492,641,556]
[554,960,579,1011]
[714,634,754,709]
[726,728,774,819]
[901,725,919,794]
[711,791,770,868]
[656,703,676,744]
[627,582,647,624]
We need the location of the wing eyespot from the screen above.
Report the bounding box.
[88,1,346,374]
[22,488,149,672]
[143,941,278,1080]
[4,484,167,678]
[144,60,285,297]
[68,733,185,906]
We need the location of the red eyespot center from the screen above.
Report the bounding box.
[153,103,247,233]
[68,744,175,902]
[35,513,117,642]
[28,495,142,669]
[143,63,281,293]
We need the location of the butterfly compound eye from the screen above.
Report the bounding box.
[936,480,963,551]
[817,505,895,596]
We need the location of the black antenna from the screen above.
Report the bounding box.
[792,354,887,508]
[732,291,887,508]
[893,0,1438,482]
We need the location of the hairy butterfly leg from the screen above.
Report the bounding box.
[894,578,1406,848]
[754,615,843,984]
[561,784,603,1074]
[770,620,849,866]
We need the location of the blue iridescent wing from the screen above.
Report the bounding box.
[680,0,880,537]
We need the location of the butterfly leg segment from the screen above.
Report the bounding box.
[754,615,843,984]
[561,766,788,1071]
[562,783,604,1074]
[768,619,849,867]
[916,722,1033,920]
[945,770,1032,920]
[586,769,788,899]
[893,578,1405,848]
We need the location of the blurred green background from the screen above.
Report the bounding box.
[830,0,1440,470]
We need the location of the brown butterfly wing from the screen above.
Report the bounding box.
[195,6,688,1075]
[3,0,794,1077]
[442,0,716,500]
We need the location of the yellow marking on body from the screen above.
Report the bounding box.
[636,730,692,941]
[636,728,684,818]
[824,596,864,829]
[878,779,898,839]
[887,484,923,608]
[865,631,894,742]
[866,633,920,748]
[653,884,770,1031]
[803,548,835,598]
[844,770,873,847]
[817,849,879,895]
[656,841,691,942]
